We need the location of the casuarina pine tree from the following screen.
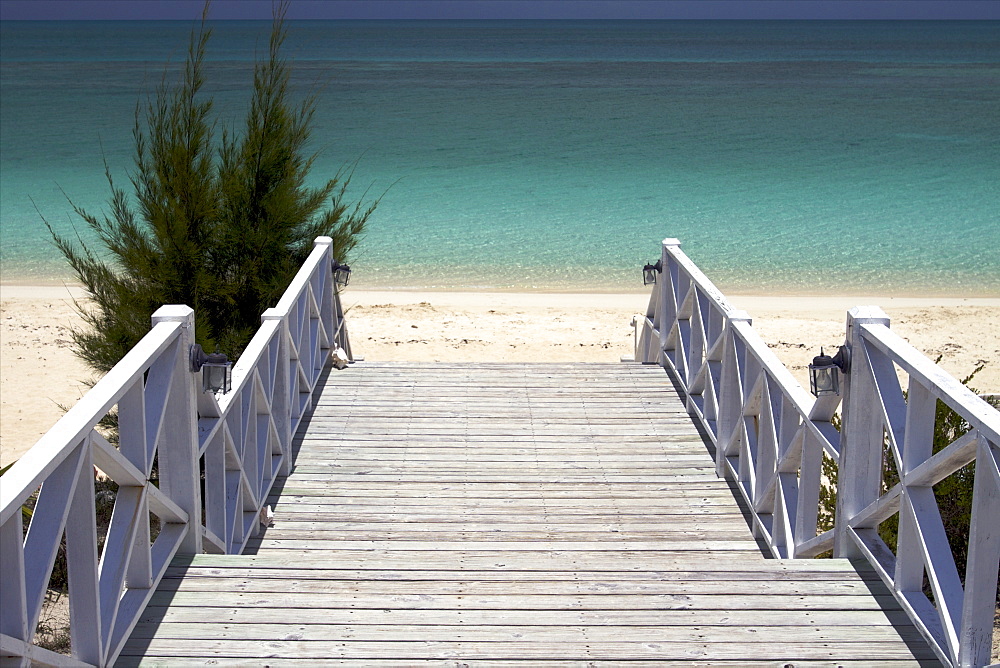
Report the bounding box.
[48,2,375,373]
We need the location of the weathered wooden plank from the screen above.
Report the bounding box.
[293,454,715,462]
[270,495,737,504]
[291,454,716,463]
[284,465,724,475]
[267,507,748,518]
[175,554,909,575]
[137,604,910,626]
[116,659,939,667]
[268,487,739,498]
[264,516,748,527]
[146,590,904,611]
[126,621,929,644]
[117,638,937,661]
[240,539,762,551]
[252,531,757,543]
[162,567,885,583]
[148,576,884,596]
[259,515,753,527]
[122,362,934,664]
[261,475,729,484]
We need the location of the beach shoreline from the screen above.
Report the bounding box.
[2,283,998,466]
[3,274,1000,299]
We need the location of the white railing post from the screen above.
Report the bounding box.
[658,238,680,368]
[64,446,102,665]
[834,305,891,559]
[0,510,30,666]
[150,305,203,555]
[313,237,335,351]
[334,286,353,361]
[958,435,1000,668]
[262,307,292,476]
[638,282,659,364]
[717,311,751,476]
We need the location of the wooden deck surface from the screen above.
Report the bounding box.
[119,362,938,666]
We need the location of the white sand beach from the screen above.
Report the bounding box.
[2,284,998,466]
[2,283,999,658]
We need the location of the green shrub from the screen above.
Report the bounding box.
[47,1,376,372]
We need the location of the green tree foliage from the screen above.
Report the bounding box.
[817,363,997,582]
[48,3,375,372]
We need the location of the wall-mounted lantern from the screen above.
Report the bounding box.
[643,259,662,286]
[332,260,351,287]
[808,346,850,397]
[190,344,232,394]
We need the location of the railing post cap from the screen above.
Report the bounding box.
[314,236,333,248]
[847,305,890,324]
[151,304,194,323]
[662,238,682,247]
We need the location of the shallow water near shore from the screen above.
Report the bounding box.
[2,20,998,294]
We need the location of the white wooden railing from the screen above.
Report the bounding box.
[0,237,350,667]
[637,238,1000,668]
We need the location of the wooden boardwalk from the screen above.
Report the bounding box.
[120,362,938,666]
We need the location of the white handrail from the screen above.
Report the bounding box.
[639,238,1000,668]
[0,237,349,667]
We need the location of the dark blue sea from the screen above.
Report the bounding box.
[2,20,998,293]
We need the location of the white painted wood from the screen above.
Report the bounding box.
[64,446,102,665]
[0,511,29,648]
[89,430,145,489]
[0,322,178,526]
[23,444,86,634]
[125,487,152,591]
[262,309,292,476]
[149,306,202,556]
[140,336,177,464]
[0,323,186,665]
[835,306,892,560]
[862,324,1000,444]
[905,430,978,487]
[0,237,345,666]
[902,380,936,475]
[844,313,999,666]
[849,485,902,529]
[717,311,750,476]
[639,241,999,667]
[0,633,91,667]
[656,240,673,368]
[97,484,143,644]
[116,379,148,475]
[958,436,1000,668]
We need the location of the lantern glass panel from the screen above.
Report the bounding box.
[643,266,657,286]
[809,365,839,397]
[202,362,231,394]
[334,267,351,287]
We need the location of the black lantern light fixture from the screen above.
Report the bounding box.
[808,346,850,397]
[190,344,232,394]
[642,259,662,286]
[332,260,351,287]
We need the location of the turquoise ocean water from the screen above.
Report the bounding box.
[1,20,998,293]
